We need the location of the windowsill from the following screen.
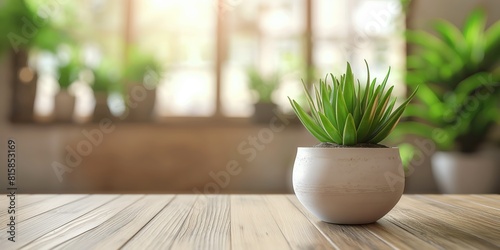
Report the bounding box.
[9,115,302,128]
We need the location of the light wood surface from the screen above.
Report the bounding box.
[0,194,498,249]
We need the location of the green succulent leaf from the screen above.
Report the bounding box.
[288,61,417,146]
[342,114,357,145]
[434,20,467,56]
[319,113,343,143]
[463,8,486,64]
[289,98,330,142]
[369,86,419,143]
[335,86,349,133]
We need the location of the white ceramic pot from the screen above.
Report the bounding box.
[293,147,404,224]
[432,151,497,194]
[54,90,75,122]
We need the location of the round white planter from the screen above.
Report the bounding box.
[293,147,404,224]
[432,151,497,194]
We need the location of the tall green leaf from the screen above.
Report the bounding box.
[342,114,357,145]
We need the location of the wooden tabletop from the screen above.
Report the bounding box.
[0,194,499,249]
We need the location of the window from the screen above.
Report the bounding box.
[134,0,216,117]
[28,0,405,122]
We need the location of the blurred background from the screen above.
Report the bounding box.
[0,0,498,194]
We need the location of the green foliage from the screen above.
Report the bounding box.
[401,8,500,153]
[247,68,280,103]
[124,47,163,87]
[57,60,80,89]
[57,47,82,89]
[92,61,121,93]
[0,0,35,53]
[0,0,66,54]
[289,62,418,146]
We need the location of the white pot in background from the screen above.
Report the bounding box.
[54,90,75,122]
[293,147,404,224]
[432,150,497,194]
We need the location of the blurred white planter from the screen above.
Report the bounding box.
[293,147,404,224]
[432,151,497,194]
[54,90,75,122]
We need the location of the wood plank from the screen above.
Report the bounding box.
[169,195,231,250]
[0,195,86,229]
[363,218,439,250]
[231,195,291,249]
[17,195,54,207]
[21,195,144,250]
[384,196,499,249]
[0,195,118,250]
[475,195,500,202]
[469,195,500,209]
[53,195,175,250]
[414,195,500,225]
[0,195,54,221]
[410,195,500,246]
[263,195,335,249]
[423,195,500,216]
[2,194,40,207]
[0,194,8,204]
[122,195,198,249]
[287,196,392,250]
[1,194,498,249]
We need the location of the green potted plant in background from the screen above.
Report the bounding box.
[54,47,82,122]
[289,62,417,224]
[91,61,121,122]
[247,67,281,123]
[397,8,500,193]
[0,0,66,122]
[123,47,163,121]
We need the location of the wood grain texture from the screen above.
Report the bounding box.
[0,195,118,250]
[468,195,500,209]
[422,195,500,219]
[0,194,498,249]
[287,196,392,250]
[17,195,86,220]
[169,195,231,250]
[385,196,499,249]
[121,195,198,249]
[362,216,438,250]
[0,195,85,230]
[0,195,53,223]
[410,195,500,247]
[230,195,291,249]
[54,195,175,250]
[263,195,335,249]
[22,195,144,250]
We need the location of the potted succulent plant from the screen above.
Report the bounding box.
[288,62,417,224]
[247,68,281,123]
[91,62,121,122]
[398,8,500,193]
[123,47,163,121]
